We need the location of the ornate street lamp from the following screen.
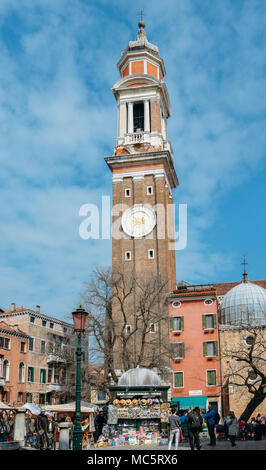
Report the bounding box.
[72,305,88,450]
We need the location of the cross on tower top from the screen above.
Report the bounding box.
[241,253,248,283]
[138,9,145,23]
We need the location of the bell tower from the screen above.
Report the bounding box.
[105,21,179,289]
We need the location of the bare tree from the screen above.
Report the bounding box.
[81,266,171,384]
[222,324,266,421]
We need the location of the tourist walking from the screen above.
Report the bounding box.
[204,405,216,446]
[224,411,239,447]
[168,408,181,451]
[186,406,203,451]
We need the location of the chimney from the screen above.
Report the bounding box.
[11,302,16,312]
[36,305,40,313]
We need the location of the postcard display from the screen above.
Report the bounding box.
[95,395,170,447]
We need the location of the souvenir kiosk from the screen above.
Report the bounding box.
[106,367,170,447]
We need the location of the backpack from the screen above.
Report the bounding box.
[190,412,201,429]
[214,412,220,425]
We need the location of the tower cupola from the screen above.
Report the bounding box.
[112,22,172,157]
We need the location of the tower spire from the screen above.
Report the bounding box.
[241,253,248,283]
[137,10,147,41]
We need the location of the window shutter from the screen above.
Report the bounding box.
[181,316,184,331]
[214,341,218,356]
[202,315,206,330]
[169,317,174,332]
[181,343,185,358]
[174,372,183,388]
[213,314,217,329]
[203,342,207,356]
[170,343,176,358]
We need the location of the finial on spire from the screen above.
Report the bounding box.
[241,253,248,283]
[137,10,147,41]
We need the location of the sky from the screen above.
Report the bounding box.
[0,0,265,320]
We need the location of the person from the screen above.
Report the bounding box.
[46,414,56,450]
[65,416,73,449]
[94,411,106,442]
[204,405,216,446]
[0,412,8,442]
[254,414,263,440]
[224,411,238,447]
[239,416,248,440]
[28,417,38,448]
[168,407,181,451]
[35,409,48,450]
[186,406,203,451]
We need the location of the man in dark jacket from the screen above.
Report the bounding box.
[186,407,203,451]
[204,405,216,446]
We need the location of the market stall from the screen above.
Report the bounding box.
[96,367,170,447]
[43,401,98,431]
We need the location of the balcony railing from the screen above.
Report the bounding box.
[46,382,65,393]
[46,354,66,364]
[124,131,151,145]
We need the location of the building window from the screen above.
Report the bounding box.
[173,372,184,388]
[97,390,107,401]
[18,362,25,383]
[133,102,144,132]
[204,299,213,305]
[202,314,216,330]
[207,370,217,386]
[17,392,23,403]
[203,341,218,357]
[63,327,68,334]
[39,393,46,405]
[171,342,185,359]
[148,249,154,259]
[147,186,153,195]
[42,320,47,327]
[125,251,132,261]
[27,367,34,383]
[49,322,54,329]
[3,360,10,381]
[30,316,35,324]
[26,392,33,403]
[41,340,46,354]
[150,323,156,334]
[170,316,184,332]
[172,301,181,308]
[28,338,34,352]
[0,337,10,350]
[20,341,26,353]
[125,188,131,197]
[40,369,46,384]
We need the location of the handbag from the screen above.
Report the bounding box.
[179,427,183,443]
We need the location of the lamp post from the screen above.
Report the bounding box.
[72,305,88,450]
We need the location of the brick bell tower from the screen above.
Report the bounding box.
[105,21,179,373]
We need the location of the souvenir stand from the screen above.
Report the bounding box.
[97,367,170,447]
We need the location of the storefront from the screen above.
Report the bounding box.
[96,368,170,447]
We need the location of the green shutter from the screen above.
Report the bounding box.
[214,341,218,356]
[202,315,206,330]
[207,370,216,386]
[170,317,174,332]
[203,342,207,356]
[181,316,184,331]
[174,372,183,388]
[213,315,217,329]
[181,343,185,358]
[170,343,176,358]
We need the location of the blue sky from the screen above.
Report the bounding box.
[0,0,265,320]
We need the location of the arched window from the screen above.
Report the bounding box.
[133,102,144,132]
[19,362,25,383]
[3,360,10,381]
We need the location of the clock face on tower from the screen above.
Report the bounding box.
[121,205,156,238]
